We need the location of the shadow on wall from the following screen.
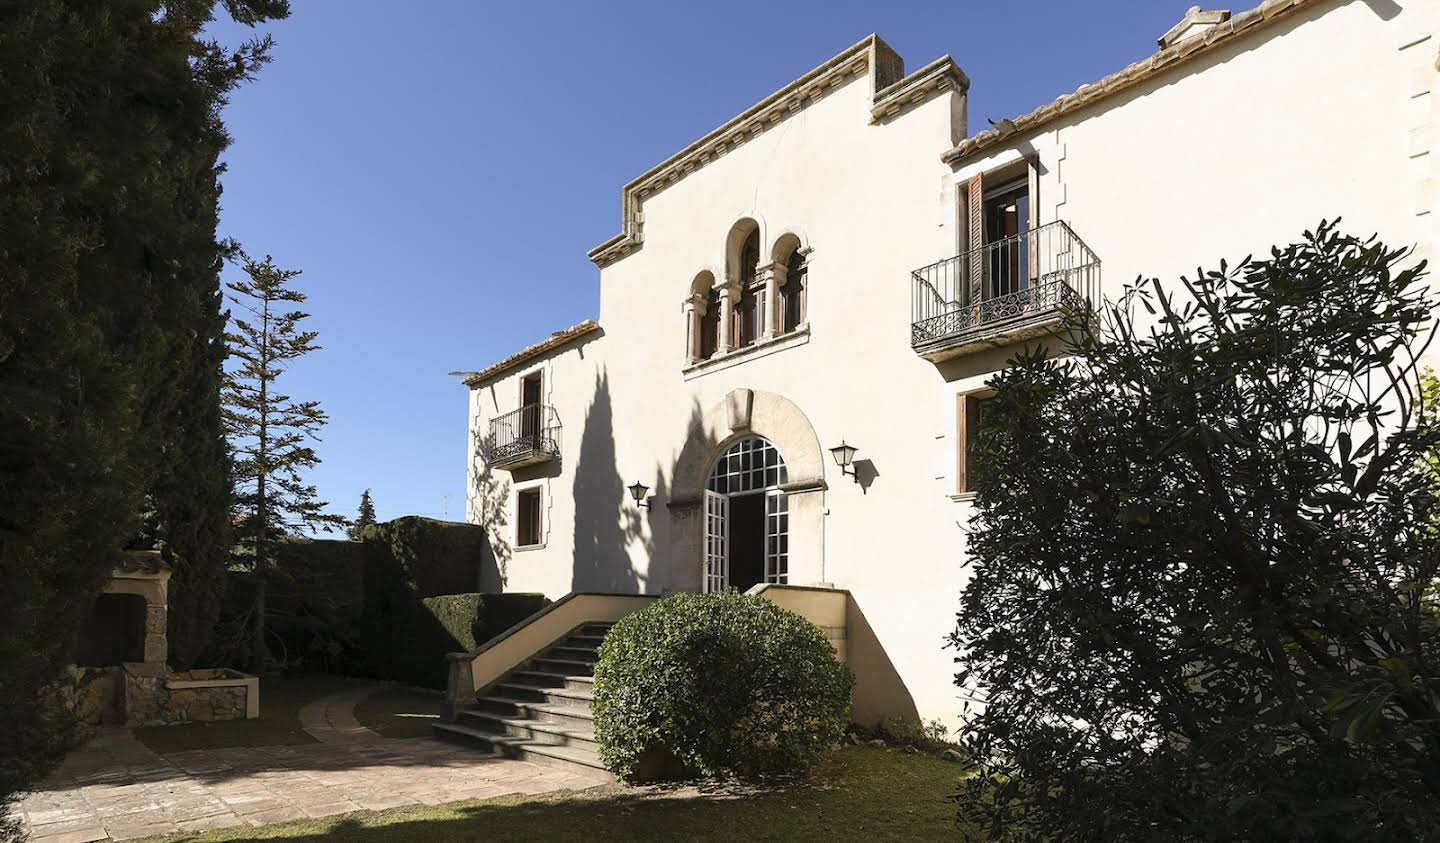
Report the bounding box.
[846,597,920,728]
[571,370,655,593]
[468,429,512,592]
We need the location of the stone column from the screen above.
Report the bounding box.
[682,291,705,363]
[144,605,168,665]
[716,280,741,354]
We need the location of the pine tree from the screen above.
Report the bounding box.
[0,0,288,826]
[224,255,346,670]
[349,490,379,540]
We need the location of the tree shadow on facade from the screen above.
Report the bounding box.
[467,430,512,592]
[571,370,651,593]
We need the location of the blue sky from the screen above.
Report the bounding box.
[208,0,1198,528]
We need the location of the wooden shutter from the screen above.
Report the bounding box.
[966,173,984,306]
[956,394,985,494]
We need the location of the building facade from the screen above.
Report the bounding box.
[462,0,1439,728]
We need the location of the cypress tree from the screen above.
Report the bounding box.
[349,490,379,540]
[224,255,347,670]
[0,0,289,827]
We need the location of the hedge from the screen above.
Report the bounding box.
[383,592,549,688]
[361,516,488,600]
[198,516,537,685]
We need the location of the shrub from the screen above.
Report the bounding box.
[593,591,853,781]
[952,224,1440,839]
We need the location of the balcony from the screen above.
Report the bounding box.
[485,404,561,470]
[910,220,1100,362]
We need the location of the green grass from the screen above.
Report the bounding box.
[352,687,445,739]
[142,746,971,841]
[133,675,345,754]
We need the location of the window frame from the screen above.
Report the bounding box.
[956,391,993,497]
[516,486,544,548]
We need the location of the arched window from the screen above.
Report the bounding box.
[689,271,720,362]
[699,286,720,360]
[733,228,763,349]
[771,233,807,337]
[780,248,806,333]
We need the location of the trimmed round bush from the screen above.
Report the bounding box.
[592,591,854,781]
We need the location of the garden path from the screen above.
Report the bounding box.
[16,685,606,841]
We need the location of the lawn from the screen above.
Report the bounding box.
[133,675,344,754]
[352,686,445,739]
[140,745,971,841]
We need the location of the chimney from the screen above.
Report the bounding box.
[1157,6,1231,49]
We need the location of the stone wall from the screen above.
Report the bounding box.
[122,665,258,726]
[66,665,123,725]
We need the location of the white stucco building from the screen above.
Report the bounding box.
[458,0,1438,730]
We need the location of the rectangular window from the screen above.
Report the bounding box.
[957,393,992,495]
[517,487,543,547]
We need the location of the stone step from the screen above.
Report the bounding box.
[563,633,608,647]
[528,656,595,676]
[493,682,594,711]
[545,645,598,662]
[457,710,598,752]
[472,695,595,731]
[432,722,610,780]
[510,669,594,692]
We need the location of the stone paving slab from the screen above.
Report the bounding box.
[17,686,610,841]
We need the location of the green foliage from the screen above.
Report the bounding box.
[267,538,367,673]
[0,0,286,827]
[361,516,491,601]
[223,254,346,670]
[348,489,378,541]
[369,592,549,688]
[952,223,1440,840]
[877,716,952,751]
[593,591,853,782]
[224,254,348,562]
[358,516,545,687]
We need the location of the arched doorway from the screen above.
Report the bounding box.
[703,436,789,592]
[668,389,825,594]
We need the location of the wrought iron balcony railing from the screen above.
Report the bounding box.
[485,403,561,469]
[910,220,1100,360]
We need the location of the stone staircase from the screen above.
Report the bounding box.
[433,621,612,780]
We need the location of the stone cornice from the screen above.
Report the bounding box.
[588,35,965,269]
[871,55,969,125]
[942,0,1326,165]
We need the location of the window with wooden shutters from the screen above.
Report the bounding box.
[957,393,992,495]
[517,487,543,547]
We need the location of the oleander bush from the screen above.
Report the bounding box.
[593,591,853,781]
[952,224,1440,840]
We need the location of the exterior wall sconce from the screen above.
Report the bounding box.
[829,441,859,483]
[628,481,650,508]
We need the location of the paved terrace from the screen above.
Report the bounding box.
[16,685,608,842]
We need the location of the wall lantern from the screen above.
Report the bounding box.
[628,481,651,509]
[829,441,859,483]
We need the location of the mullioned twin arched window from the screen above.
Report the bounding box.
[686,220,808,365]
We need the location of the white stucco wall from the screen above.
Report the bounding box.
[465,2,1438,731]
